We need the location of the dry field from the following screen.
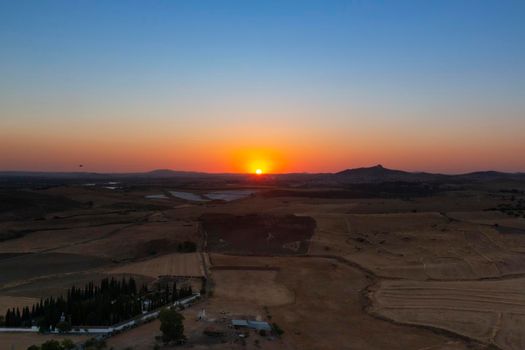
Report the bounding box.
[1,209,151,241]
[304,210,525,281]
[0,333,89,350]
[212,269,294,306]
[58,221,198,260]
[0,252,110,287]
[108,252,204,278]
[207,254,478,350]
[370,278,525,350]
[107,253,476,350]
[1,183,524,349]
[0,223,128,253]
[447,211,525,229]
[107,318,161,350]
[0,296,38,315]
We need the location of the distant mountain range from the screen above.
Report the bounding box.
[0,165,524,184]
[330,164,525,184]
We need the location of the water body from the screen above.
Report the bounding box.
[169,191,209,202]
[204,190,255,201]
[145,194,168,199]
[170,190,255,202]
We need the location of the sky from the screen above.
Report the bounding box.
[0,0,524,174]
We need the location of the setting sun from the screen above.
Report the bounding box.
[255,168,263,175]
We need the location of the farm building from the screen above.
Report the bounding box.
[231,319,271,331]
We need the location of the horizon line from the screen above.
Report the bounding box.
[1,165,524,177]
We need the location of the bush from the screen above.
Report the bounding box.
[177,241,197,253]
[61,339,75,350]
[56,321,72,333]
[84,338,107,350]
[25,339,76,350]
[272,323,284,336]
[41,340,62,350]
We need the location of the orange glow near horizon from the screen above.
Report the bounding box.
[1,125,525,174]
[227,147,287,174]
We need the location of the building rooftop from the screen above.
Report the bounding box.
[248,320,271,331]
[231,319,249,327]
[231,319,271,331]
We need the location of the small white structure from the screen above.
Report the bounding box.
[197,309,206,320]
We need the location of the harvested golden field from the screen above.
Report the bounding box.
[108,252,204,278]
[304,210,525,281]
[370,278,525,350]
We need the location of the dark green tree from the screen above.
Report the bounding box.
[159,308,185,343]
[56,320,72,333]
[61,339,75,350]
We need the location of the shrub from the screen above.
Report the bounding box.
[41,340,62,350]
[61,339,75,350]
[272,323,284,336]
[56,321,72,333]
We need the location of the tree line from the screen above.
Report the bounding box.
[3,277,194,331]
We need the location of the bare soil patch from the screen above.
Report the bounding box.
[212,270,293,306]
